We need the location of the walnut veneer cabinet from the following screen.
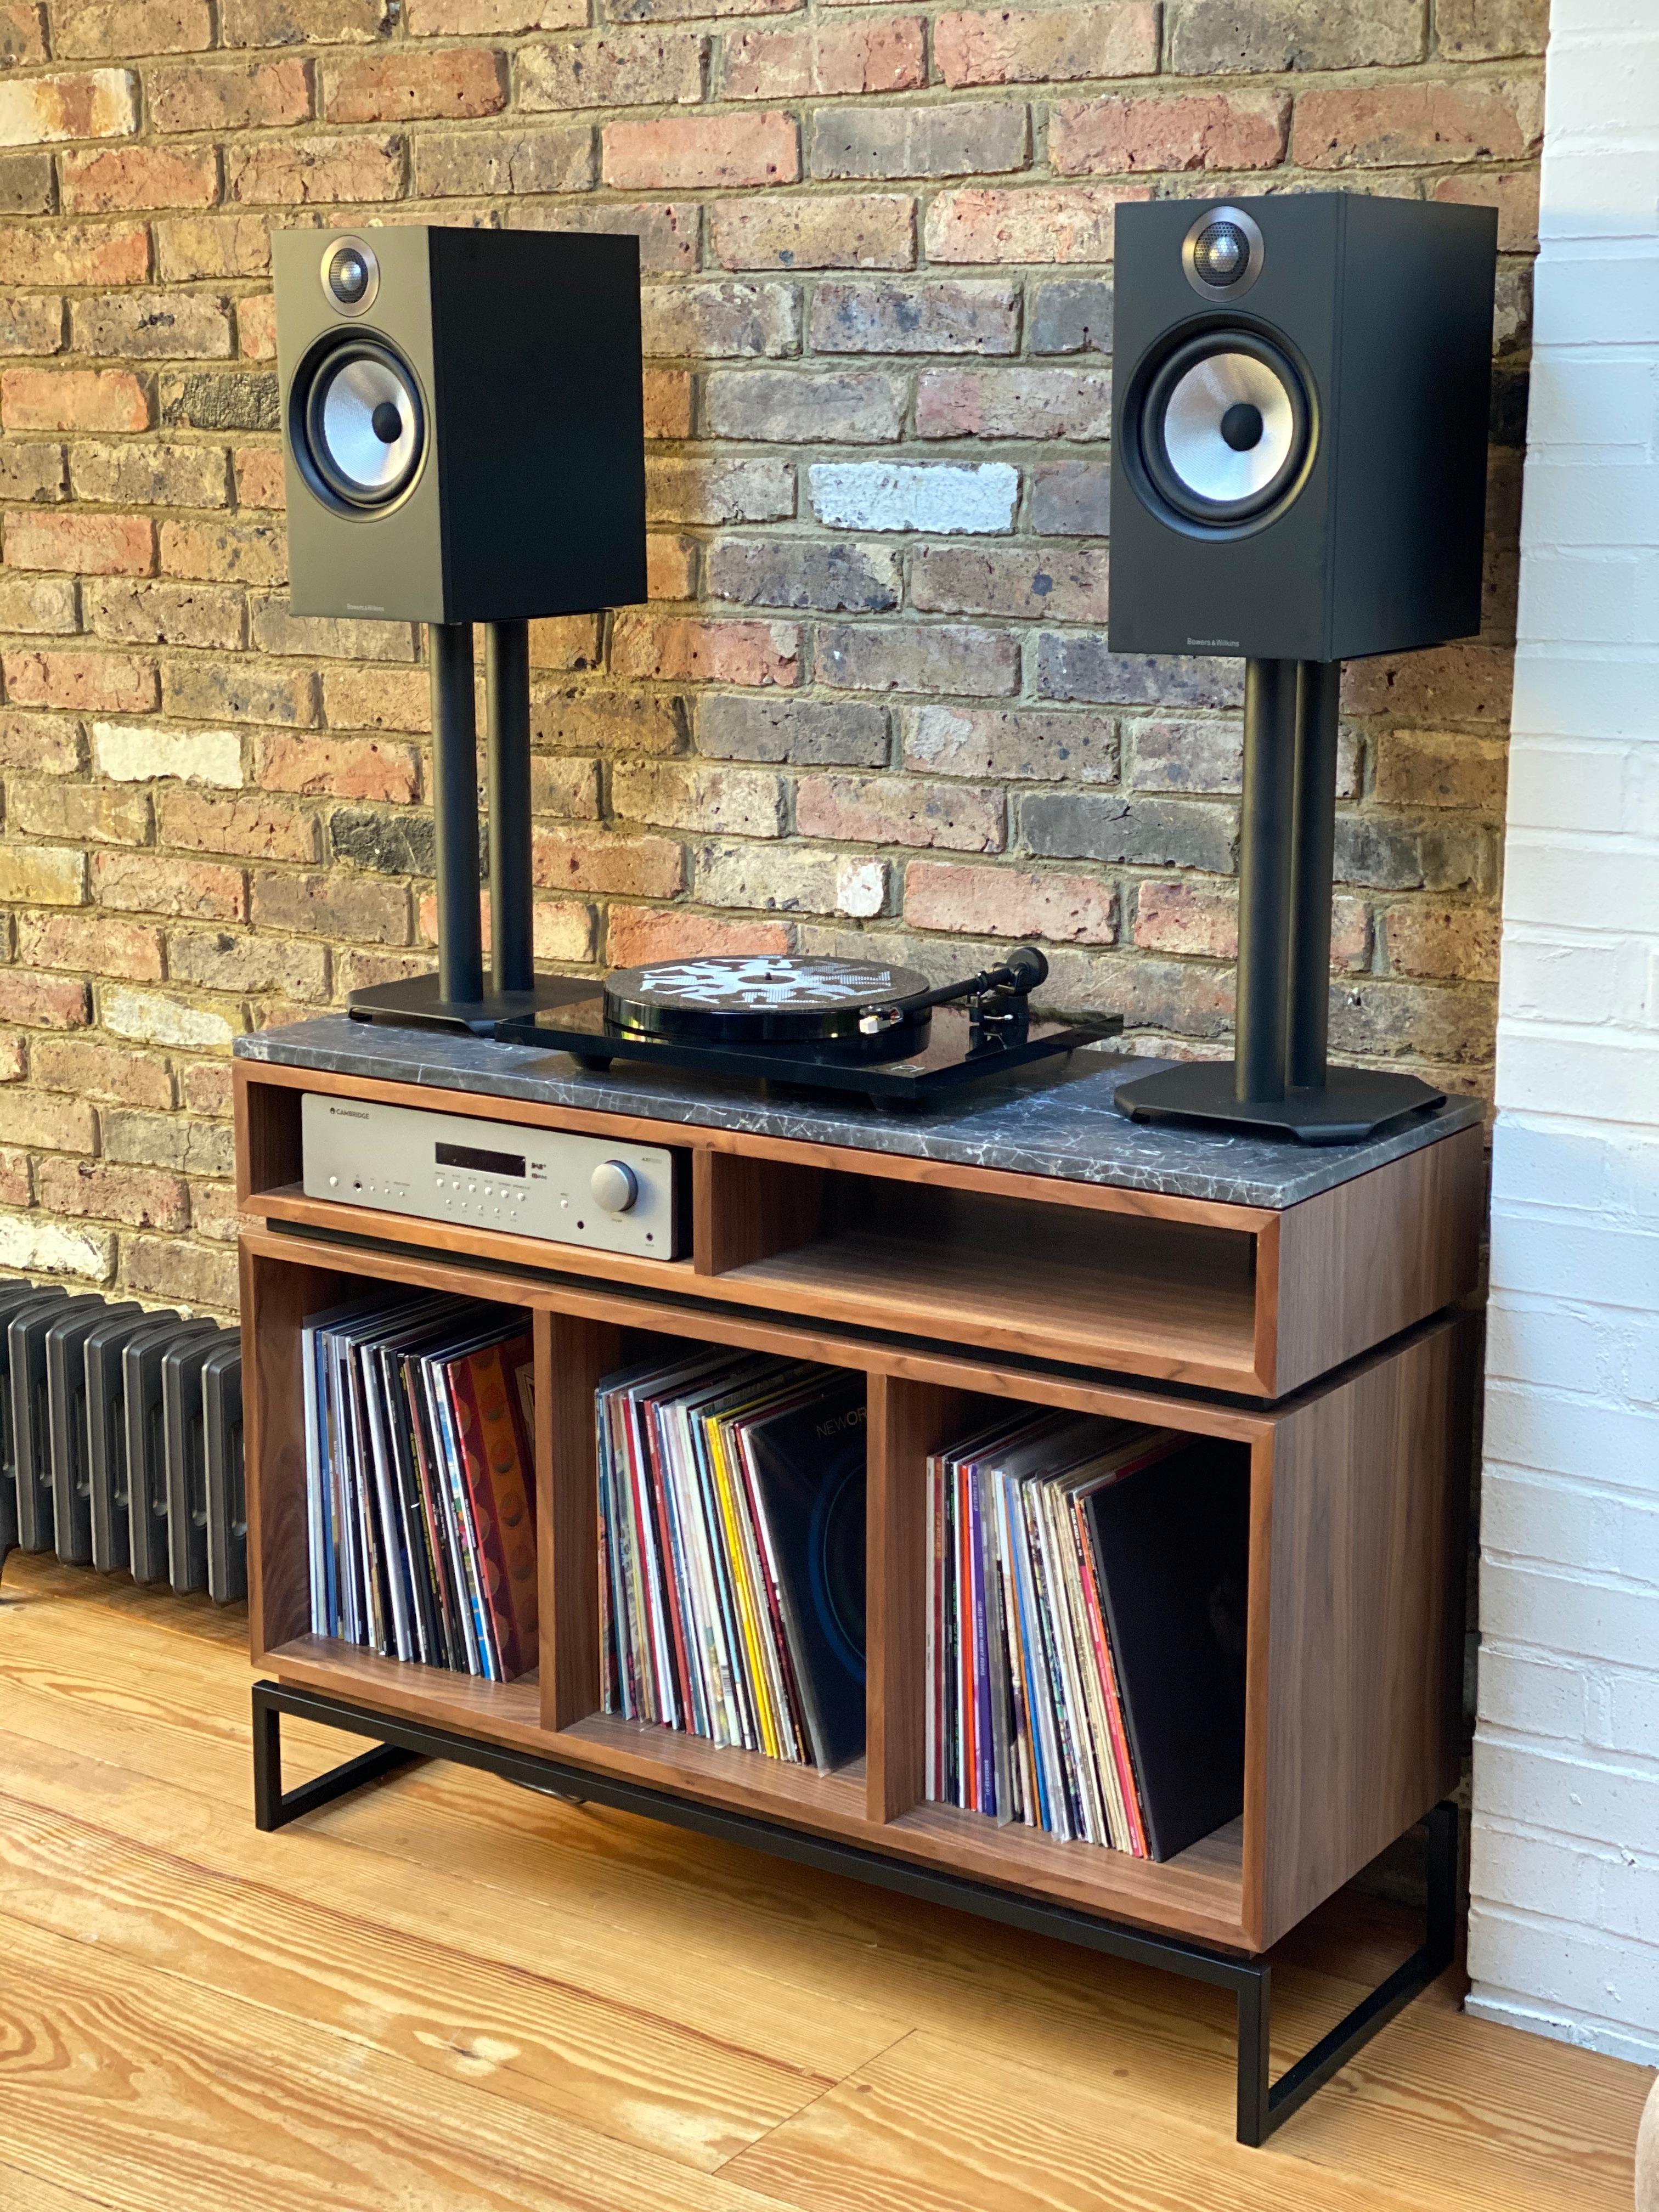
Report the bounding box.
[234,1018,1483,2144]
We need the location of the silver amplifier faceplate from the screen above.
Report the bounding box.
[300,1093,681,1260]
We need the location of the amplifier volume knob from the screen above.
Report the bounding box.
[590,1160,639,1214]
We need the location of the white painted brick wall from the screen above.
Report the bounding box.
[1467,0,1659,2071]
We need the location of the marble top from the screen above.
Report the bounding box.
[240,1015,1481,1210]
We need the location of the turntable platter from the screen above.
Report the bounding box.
[603,956,934,1045]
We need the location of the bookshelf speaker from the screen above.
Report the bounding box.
[1108,193,1498,664]
[273,224,647,625]
[1110,193,1498,1141]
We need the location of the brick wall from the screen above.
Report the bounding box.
[1466,0,1659,2071]
[0,0,1541,1313]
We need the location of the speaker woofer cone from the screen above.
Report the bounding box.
[296,336,425,512]
[1139,330,1310,528]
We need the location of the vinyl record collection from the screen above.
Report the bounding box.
[303,1294,538,1682]
[597,1352,867,1772]
[927,1413,1251,1863]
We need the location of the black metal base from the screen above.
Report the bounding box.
[251,1679,1458,2147]
[346,970,597,1039]
[1116,1061,1447,1146]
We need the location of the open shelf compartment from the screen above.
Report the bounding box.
[244,1223,1471,1953]
[238,1058,1485,1403]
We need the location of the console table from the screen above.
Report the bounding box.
[235,1017,1483,2145]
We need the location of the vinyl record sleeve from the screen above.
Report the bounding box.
[1084,1444,1251,1863]
[740,1374,868,1773]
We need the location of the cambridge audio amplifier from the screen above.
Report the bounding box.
[300,1094,685,1261]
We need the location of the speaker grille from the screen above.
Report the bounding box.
[294,336,426,514]
[1191,221,1250,287]
[1136,330,1311,530]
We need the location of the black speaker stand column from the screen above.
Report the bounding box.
[1116,661,1445,1145]
[347,620,591,1037]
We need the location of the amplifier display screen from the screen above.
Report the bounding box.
[435,1140,527,1178]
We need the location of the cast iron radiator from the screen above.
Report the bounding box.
[0,1278,245,1603]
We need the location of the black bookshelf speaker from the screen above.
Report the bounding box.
[273,224,647,624]
[1108,193,1498,663]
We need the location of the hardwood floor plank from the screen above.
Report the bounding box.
[727,2023,1642,2212]
[0,2159,124,2212]
[726,2027,1436,2212]
[0,1786,850,2172]
[0,1908,808,2212]
[0,1663,1644,2211]
[2,1553,1648,2212]
[0,1721,906,2090]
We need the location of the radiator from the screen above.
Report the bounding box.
[0,1280,244,1604]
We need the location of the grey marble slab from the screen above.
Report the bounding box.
[238,1016,1482,1211]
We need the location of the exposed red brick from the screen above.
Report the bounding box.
[0,221,149,286]
[5,509,154,577]
[935,4,1159,86]
[233,447,286,509]
[52,1,212,59]
[36,1157,189,1232]
[149,58,313,133]
[407,0,584,25]
[223,133,403,207]
[1,367,149,432]
[720,18,925,99]
[905,859,1115,943]
[256,732,420,803]
[602,112,799,192]
[1049,90,1289,175]
[925,184,1149,264]
[324,47,507,123]
[607,906,789,964]
[92,850,245,922]
[159,789,318,864]
[238,294,276,360]
[647,533,698,600]
[1293,75,1544,170]
[1341,645,1514,726]
[0,3,45,64]
[3,648,156,714]
[1382,901,1502,983]
[0,972,91,1028]
[642,368,693,439]
[798,772,1005,851]
[611,612,800,687]
[17,912,165,983]
[531,827,685,900]
[710,193,915,271]
[58,144,219,213]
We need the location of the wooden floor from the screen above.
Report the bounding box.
[0,1554,1648,2212]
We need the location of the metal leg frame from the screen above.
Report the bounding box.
[251,1680,1458,2148]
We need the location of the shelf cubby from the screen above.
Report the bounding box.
[242,1209,1473,1954]
[238,1058,1483,1401]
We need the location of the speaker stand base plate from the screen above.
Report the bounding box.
[1115,1062,1447,1146]
[347,970,596,1039]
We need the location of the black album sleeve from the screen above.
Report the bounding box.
[1084,1444,1251,1863]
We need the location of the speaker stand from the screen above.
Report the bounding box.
[1116,658,1444,1146]
[348,619,587,1037]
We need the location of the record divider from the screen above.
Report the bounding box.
[236,1058,1480,2147]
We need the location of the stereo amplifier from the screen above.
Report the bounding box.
[300,1094,682,1260]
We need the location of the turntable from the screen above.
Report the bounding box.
[492,945,1119,1108]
